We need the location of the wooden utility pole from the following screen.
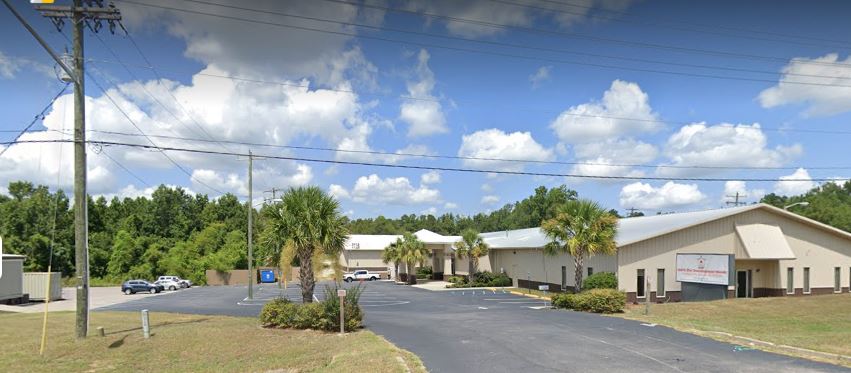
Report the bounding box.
[725,192,747,207]
[248,150,254,300]
[8,0,123,339]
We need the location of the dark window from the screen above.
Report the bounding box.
[587,267,594,277]
[657,269,665,297]
[561,266,567,290]
[835,267,841,292]
[786,268,794,294]
[637,269,645,298]
[803,267,811,293]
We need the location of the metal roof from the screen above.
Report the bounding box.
[345,229,460,250]
[1,253,26,260]
[484,203,851,249]
[735,224,796,260]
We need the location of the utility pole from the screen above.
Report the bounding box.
[7,0,122,339]
[725,192,747,207]
[248,150,254,300]
[264,187,283,204]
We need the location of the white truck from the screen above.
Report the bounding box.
[343,269,380,282]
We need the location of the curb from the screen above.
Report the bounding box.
[508,290,551,300]
[692,330,851,365]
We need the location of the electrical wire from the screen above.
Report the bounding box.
[3,138,842,183]
[116,0,851,88]
[0,83,70,157]
[172,0,851,82]
[60,128,851,171]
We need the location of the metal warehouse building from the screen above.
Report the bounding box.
[342,204,851,302]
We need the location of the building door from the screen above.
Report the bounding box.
[561,266,567,290]
[736,270,752,298]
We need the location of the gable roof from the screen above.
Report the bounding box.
[483,203,851,249]
[345,229,461,250]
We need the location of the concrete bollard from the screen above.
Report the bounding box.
[97,327,105,337]
[141,309,150,339]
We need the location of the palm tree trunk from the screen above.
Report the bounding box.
[300,251,315,303]
[573,253,584,294]
[407,261,416,285]
[468,257,475,282]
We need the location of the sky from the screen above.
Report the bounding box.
[1,0,851,218]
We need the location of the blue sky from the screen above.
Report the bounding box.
[1,0,850,218]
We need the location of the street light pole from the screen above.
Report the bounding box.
[784,201,810,210]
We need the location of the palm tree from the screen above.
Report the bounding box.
[453,228,489,282]
[542,199,617,293]
[263,186,348,303]
[397,232,429,285]
[381,237,402,283]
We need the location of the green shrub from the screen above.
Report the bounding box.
[583,272,618,290]
[260,284,364,332]
[416,266,433,276]
[446,276,464,284]
[473,271,494,284]
[488,273,511,287]
[552,289,624,313]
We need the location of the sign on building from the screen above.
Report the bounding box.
[676,254,732,286]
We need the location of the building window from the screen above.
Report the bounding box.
[637,269,645,298]
[656,269,665,297]
[835,267,842,293]
[786,267,794,295]
[803,267,811,294]
[587,267,594,277]
[561,266,567,290]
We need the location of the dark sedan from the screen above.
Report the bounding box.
[121,280,164,295]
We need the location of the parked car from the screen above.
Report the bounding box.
[122,280,163,295]
[343,269,380,282]
[158,275,192,288]
[154,279,182,291]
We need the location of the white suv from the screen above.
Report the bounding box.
[158,275,192,288]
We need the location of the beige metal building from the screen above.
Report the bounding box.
[340,204,851,302]
[1,254,26,304]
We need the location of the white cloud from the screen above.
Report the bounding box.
[619,181,706,210]
[481,195,500,205]
[443,202,458,209]
[0,51,21,79]
[98,184,196,201]
[758,53,851,116]
[550,80,660,143]
[421,171,441,184]
[190,163,312,197]
[399,49,448,137]
[658,123,802,177]
[569,138,657,180]
[386,144,435,164]
[774,168,816,196]
[529,66,552,88]
[723,181,765,203]
[481,183,493,192]
[336,174,441,205]
[421,207,438,215]
[458,129,554,172]
[329,184,350,200]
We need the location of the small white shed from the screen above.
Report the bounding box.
[23,272,62,301]
[1,254,26,303]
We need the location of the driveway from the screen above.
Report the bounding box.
[0,286,169,313]
[99,282,848,372]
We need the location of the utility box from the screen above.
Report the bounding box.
[1,254,26,303]
[23,272,62,301]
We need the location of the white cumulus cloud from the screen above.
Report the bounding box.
[550,80,660,143]
[529,66,552,88]
[758,53,851,116]
[458,129,553,172]
[481,195,500,205]
[619,181,706,210]
[658,123,802,177]
[335,174,441,205]
[774,168,816,196]
[400,49,447,138]
[421,171,441,184]
[722,181,765,203]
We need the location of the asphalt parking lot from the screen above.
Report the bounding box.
[100,281,848,372]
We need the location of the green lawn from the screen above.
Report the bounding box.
[0,311,425,373]
[618,294,851,360]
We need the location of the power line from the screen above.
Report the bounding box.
[64,128,851,171]
[83,56,851,137]
[84,70,226,195]
[5,138,842,183]
[487,0,851,50]
[172,0,851,82]
[99,148,152,187]
[310,0,851,70]
[0,82,70,157]
[117,0,851,88]
[526,0,851,47]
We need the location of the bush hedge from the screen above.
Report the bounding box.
[551,289,625,314]
[582,272,618,290]
[260,284,363,332]
[446,271,512,288]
